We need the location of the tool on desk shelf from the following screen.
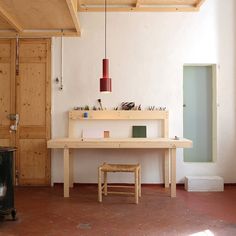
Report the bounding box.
[121,102,135,110]
[158,107,167,111]
[148,106,155,111]
[97,99,103,110]
[84,105,89,110]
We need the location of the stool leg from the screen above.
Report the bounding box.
[104,171,108,196]
[138,167,141,197]
[135,169,139,204]
[98,168,102,202]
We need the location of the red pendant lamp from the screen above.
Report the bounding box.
[100,0,112,93]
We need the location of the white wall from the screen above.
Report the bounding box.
[51,0,236,184]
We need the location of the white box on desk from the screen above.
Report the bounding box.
[185,176,224,192]
[82,129,104,139]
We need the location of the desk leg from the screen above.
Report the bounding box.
[64,148,70,198]
[164,149,170,188]
[170,148,176,198]
[69,151,74,188]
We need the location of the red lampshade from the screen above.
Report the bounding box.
[100,59,112,93]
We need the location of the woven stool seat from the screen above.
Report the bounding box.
[100,163,140,172]
[98,163,141,204]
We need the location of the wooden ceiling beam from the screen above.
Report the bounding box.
[136,0,141,8]
[66,0,81,36]
[77,0,206,12]
[0,29,80,38]
[0,4,23,32]
[195,0,205,9]
[78,6,199,12]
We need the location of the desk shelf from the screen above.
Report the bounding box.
[68,110,169,138]
[69,110,168,120]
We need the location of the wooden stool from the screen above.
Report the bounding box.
[98,163,141,204]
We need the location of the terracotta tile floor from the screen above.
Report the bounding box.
[1,185,236,236]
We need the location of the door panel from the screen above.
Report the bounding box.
[183,66,213,162]
[19,63,46,125]
[16,39,51,185]
[19,139,47,182]
[0,63,11,126]
[0,39,16,147]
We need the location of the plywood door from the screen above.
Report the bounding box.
[16,39,51,185]
[0,39,16,147]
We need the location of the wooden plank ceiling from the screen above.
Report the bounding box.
[0,0,80,37]
[0,0,205,37]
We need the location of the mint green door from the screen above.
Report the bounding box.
[183,66,213,162]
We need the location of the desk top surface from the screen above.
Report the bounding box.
[47,138,192,149]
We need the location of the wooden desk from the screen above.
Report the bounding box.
[47,138,192,198]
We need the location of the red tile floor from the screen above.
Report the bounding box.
[1,185,236,236]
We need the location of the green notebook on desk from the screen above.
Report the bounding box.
[132,126,147,138]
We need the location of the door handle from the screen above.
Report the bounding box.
[8,114,19,132]
[183,104,186,107]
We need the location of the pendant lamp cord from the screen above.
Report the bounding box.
[105,0,107,59]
